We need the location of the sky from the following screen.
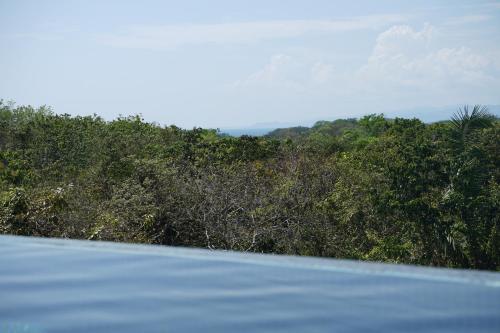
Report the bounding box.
[1,0,500,128]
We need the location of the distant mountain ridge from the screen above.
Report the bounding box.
[220,105,500,137]
[385,105,500,123]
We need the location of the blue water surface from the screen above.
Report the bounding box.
[0,235,499,333]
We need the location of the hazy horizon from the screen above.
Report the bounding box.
[1,0,500,128]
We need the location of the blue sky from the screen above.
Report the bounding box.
[1,1,500,128]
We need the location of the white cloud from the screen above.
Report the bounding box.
[358,24,499,92]
[99,15,406,49]
[233,54,305,90]
[234,55,336,90]
[311,62,334,84]
[233,23,500,112]
[370,24,435,62]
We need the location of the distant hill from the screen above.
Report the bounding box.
[220,105,500,138]
[385,105,500,123]
[220,121,304,137]
[264,126,309,139]
[267,118,358,140]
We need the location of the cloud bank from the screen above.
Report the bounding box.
[358,24,499,92]
[99,15,406,49]
[234,23,500,111]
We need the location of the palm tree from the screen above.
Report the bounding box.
[450,105,495,145]
[444,105,496,267]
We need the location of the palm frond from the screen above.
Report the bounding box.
[451,105,494,142]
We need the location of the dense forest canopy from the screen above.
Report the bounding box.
[1,101,499,270]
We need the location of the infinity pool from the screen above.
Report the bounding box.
[1,235,499,332]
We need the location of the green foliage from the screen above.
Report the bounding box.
[0,100,498,270]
